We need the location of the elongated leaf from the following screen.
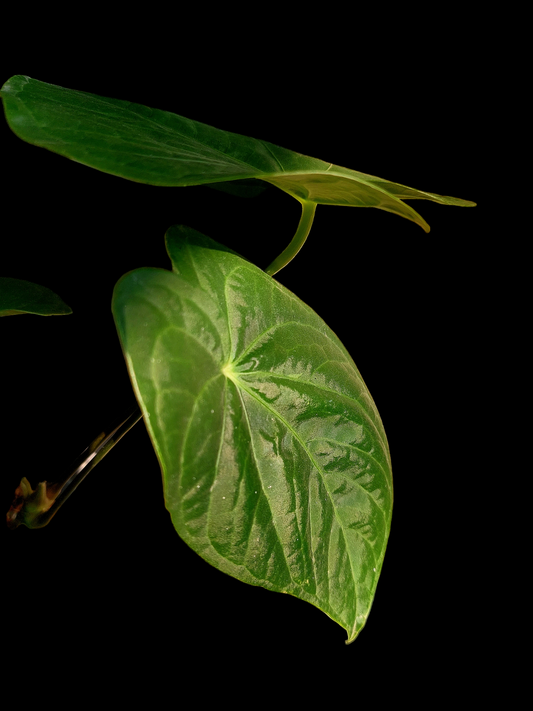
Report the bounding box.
[0,277,72,316]
[112,226,393,643]
[1,75,475,232]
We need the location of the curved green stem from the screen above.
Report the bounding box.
[264,200,316,276]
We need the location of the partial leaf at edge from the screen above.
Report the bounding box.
[112,225,393,643]
[1,76,475,232]
[0,277,72,316]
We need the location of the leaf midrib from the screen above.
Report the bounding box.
[231,374,320,593]
[231,371,380,562]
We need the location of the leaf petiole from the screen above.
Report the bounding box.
[6,405,143,529]
[264,200,316,276]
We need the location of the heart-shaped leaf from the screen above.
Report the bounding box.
[112,226,393,643]
[0,277,72,316]
[1,75,475,234]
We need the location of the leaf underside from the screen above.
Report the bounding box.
[0,277,72,316]
[1,75,475,233]
[112,226,393,643]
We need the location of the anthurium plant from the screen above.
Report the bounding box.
[0,75,475,643]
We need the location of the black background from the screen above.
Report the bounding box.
[1,15,487,698]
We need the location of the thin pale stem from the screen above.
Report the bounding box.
[7,405,143,529]
[264,200,317,277]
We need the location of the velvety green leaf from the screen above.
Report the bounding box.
[1,75,475,232]
[112,226,393,643]
[0,277,72,316]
